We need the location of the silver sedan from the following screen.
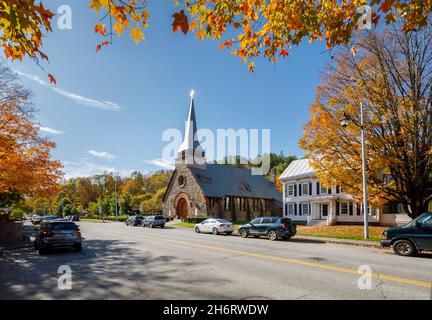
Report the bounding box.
[194,219,234,235]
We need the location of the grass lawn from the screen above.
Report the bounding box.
[80,218,105,223]
[173,222,195,228]
[296,225,387,242]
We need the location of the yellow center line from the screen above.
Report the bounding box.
[91,226,432,289]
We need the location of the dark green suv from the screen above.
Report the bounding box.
[238,217,296,241]
[381,212,432,256]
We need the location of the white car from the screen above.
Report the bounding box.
[194,219,234,235]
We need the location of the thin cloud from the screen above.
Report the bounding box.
[39,126,65,135]
[88,150,115,159]
[144,159,175,170]
[63,160,136,179]
[14,70,122,112]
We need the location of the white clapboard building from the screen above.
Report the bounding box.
[280,159,411,226]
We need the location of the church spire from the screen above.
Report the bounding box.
[176,90,206,169]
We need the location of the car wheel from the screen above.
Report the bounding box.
[194,226,200,233]
[239,228,248,238]
[74,243,82,252]
[212,227,219,235]
[161,225,165,228]
[268,230,278,241]
[393,240,417,257]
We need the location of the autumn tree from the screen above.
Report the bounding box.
[300,24,432,219]
[0,65,62,208]
[1,1,432,78]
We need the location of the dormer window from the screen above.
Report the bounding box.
[197,174,212,183]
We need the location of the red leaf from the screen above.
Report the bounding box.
[96,41,110,53]
[48,73,56,85]
[172,10,189,34]
[279,49,289,58]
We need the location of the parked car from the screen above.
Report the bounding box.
[381,212,432,256]
[34,221,82,254]
[142,215,166,228]
[41,215,60,223]
[125,215,144,226]
[194,219,234,235]
[238,217,296,241]
[65,215,80,221]
[31,215,43,225]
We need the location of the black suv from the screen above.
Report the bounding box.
[238,217,296,241]
[125,215,144,226]
[381,212,432,256]
[142,215,166,228]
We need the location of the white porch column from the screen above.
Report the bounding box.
[282,182,286,216]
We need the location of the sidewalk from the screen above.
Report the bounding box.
[293,235,382,249]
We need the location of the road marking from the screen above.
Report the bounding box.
[87,225,432,289]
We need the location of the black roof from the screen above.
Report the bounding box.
[189,164,282,202]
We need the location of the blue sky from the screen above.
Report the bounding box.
[8,1,330,178]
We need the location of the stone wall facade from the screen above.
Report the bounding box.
[162,164,208,219]
[163,165,283,221]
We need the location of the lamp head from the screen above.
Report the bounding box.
[340,113,350,127]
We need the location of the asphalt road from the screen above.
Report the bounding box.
[1,221,431,300]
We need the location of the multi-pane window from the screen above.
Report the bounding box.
[341,202,348,215]
[320,186,328,194]
[287,203,295,215]
[287,185,294,196]
[302,183,309,195]
[302,203,309,215]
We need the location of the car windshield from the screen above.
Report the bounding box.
[155,216,164,220]
[405,213,432,227]
[216,219,230,223]
[47,223,77,230]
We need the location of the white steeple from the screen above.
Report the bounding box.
[175,90,206,169]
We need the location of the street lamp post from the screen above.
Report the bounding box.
[340,102,369,239]
[114,173,118,222]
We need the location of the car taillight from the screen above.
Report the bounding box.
[280,223,286,229]
[74,227,80,233]
[219,224,225,227]
[41,230,53,237]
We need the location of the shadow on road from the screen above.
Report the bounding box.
[0,239,232,300]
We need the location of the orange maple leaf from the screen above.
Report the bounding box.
[95,23,106,36]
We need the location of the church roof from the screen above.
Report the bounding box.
[189,164,282,202]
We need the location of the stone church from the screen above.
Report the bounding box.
[162,93,282,221]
